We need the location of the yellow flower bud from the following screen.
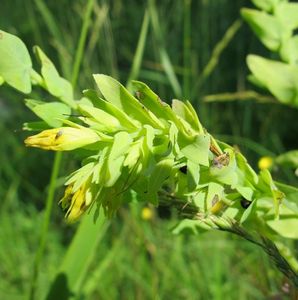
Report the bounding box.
[258,156,273,170]
[24,126,101,151]
[141,207,154,220]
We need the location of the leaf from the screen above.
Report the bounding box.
[78,104,122,132]
[276,150,298,168]
[187,159,200,191]
[25,99,71,127]
[23,121,50,131]
[251,0,281,12]
[267,218,298,239]
[0,30,32,93]
[241,8,285,51]
[210,149,238,187]
[180,134,210,167]
[131,80,177,123]
[275,182,298,214]
[247,55,298,106]
[83,89,138,130]
[105,131,132,187]
[280,36,298,65]
[275,2,298,31]
[34,46,76,108]
[172,99,202,133]
[93,74,163,128]
[0,75,4,85]
[147,158,174,205]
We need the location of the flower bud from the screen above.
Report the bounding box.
[24,126,101,151]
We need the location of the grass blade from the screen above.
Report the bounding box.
[148,0,182,97]
[46,208,109,300]
[126,10,150,89]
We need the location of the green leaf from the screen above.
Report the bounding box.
[105,131,132,187]
[23,121,50,131]
[276,150,298,168]
[275,2,298,31]
[131,80,177,124]
[247,55,298,106]
[275,182,298,214]
[180,134,210,166]
[172,99,202,133]
[147,158,174,205]
[0,30,32,93]
[78,104,122,132]
[280,36,298,65]
[241,8,285,51]
[187,159,200,191]
[210,149,238,187]
[251,0,281,12]
[0,75,4,85]
[267,218,298,239]
[34,46,76,108]
[93,74,163,128]
[83,89,139,131]
[25,99,71,127]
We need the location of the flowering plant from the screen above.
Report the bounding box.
[0,30,297,284]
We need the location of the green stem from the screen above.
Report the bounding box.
[29,151,63,300]
[71,0,95,89]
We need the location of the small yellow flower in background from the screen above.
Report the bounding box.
[24,126,101,151]
[141,207,154,221]
[258,156,274,170]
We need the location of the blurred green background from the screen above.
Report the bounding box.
[0,0,297,299]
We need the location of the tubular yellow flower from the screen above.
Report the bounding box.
[24,126,101,151]
[258,156,273,170]
[60,182,93,223]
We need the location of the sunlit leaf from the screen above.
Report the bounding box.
[0,30,32,93]
[247,55,298,106]
[34,46,76,108]
[25,99,71,127]
[241,8,286,51]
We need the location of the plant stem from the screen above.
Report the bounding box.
[158,189,298,287]
[29,151,62,300]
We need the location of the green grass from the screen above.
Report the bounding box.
[0,0,297,299]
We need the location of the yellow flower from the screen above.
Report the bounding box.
[60,181,93,223]
[258,156,273,170]
[141,207,154,220]
[24,126,101,151]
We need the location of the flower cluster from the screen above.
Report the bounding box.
[24,75,296,242]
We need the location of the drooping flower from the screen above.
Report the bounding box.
[60,180,94,223]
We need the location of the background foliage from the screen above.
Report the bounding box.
[0,0,297,299]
